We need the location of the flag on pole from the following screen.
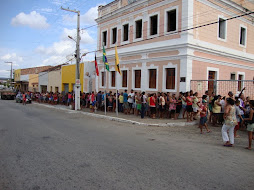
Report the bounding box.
[115,46,121,75]
[103,46,110,71]
[95,53,99,76]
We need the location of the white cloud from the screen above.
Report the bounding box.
[11,11,50,29]
[0,70,10,78]
[51,0,71,6]
[63,6,98,25]
[61,28,94,44]
[35,25,95,66]
[40,8,53,13]
[36,41,75,56]
[42,55,65,65]
[0,53,23,66]
[36,27,94,56]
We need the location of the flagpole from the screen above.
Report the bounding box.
[115,45,120,117]
[116,71,118,117]
[103,44,106,115]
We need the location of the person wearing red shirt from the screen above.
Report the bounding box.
[186,91,193,122]
[150,94,156,119]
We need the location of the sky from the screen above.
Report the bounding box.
[0,0,112,78]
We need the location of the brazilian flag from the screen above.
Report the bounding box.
[103,46,110,71]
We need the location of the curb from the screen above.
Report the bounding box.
[33,102,198,127]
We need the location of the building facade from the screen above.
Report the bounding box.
[48,69,62,93]
[61,63,84,93]
[38,72,48,93]
[14,66,52,92]
[83,61,97,93]
[95,0,254,96]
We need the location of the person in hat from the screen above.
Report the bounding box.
[199,99,211,134]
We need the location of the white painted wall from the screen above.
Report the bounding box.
[20,74,29,82]
[84,61,96,93]
[38,72,48,92]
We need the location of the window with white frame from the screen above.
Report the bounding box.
[230,73,236,80]
[134,70,141,88]
[167,9,177,32]
[166,68,175,89]
[122,70,128,87]
[135,20,142,39]
[111,71,115,87]
[150,15,158,35]
[101,72,105,87]
[123,24,129,41]
[102,31,107,46]
[149,69,157,89]
[112,27,117,44]
[218,18,226,39]
[240,27,246,46]
[238,74,243,91]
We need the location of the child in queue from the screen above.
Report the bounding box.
[199,100,211,134]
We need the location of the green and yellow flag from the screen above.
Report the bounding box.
[115,46,121,75]
[103,46,109,71]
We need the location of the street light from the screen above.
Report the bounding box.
[68,35,76,42]
[61,6,81,111]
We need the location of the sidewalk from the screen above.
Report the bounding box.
[33,102,198,127]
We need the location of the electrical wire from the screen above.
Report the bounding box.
[82,11,254,56]
[14,1,254,81]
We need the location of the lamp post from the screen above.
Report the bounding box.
[61,6,81,110]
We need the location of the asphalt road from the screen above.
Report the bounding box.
[0,100,253,190]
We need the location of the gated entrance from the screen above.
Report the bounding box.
[190,80,254,99]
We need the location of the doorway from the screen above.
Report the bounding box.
[208,71,217,95]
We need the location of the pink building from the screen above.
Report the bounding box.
[95,0,254,96]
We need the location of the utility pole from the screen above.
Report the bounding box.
[61,6,81,110]
[5,61,13,88]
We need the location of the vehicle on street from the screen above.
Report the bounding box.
[15,94,32,103]
[0,89,16,100]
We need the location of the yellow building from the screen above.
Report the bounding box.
[29,74,39,92]
[61,63,84,93]
[14,69,21,89]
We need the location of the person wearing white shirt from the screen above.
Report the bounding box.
[128,89,135,114]
[141,92,147,118]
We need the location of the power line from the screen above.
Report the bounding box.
[82,11,254,56]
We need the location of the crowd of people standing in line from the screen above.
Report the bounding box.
[18,87,254,150]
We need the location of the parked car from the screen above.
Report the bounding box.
[15,94,32,103]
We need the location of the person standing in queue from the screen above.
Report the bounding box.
[141,92,147,119]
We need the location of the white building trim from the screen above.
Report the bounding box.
[147,11,160,39]
[109,69,116,90]
[99,69,107,89]
[162,62,178,92]
[239,24,247,48]
[132,65,142,91]
[133,16,144,43]
[121,21,130,45]
[164,6,179,35]
[146,64,159,92]
[110,26,118,48]
[119,67,128,90]
[206,67,219,93]
[101,28,108,48]
[217,15,227,42]
[237,71,245,92]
